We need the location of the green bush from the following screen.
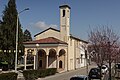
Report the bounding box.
[23,70,38,80]
[23,68,57,80]
[0,72,18,80]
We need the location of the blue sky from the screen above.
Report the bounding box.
[0,0,120,40]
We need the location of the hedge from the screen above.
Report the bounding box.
[23,68,57,80]
[0,72,18,80]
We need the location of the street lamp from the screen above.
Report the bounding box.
[15,8,29,71]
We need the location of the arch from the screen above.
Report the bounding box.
[59,60,62,68]
[27,49,34,64]
[58,49,66,69]
[38,49,46,69]
[59,49,66,57]
[48,49,57,68]
[38,49,46,57]
[49,49,56,57]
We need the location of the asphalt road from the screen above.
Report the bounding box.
[37,62,98,80]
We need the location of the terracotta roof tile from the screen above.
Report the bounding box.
[23,37,67,44]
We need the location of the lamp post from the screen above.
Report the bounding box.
[15,8,29,71]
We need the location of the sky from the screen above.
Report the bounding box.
[0,0,120,40]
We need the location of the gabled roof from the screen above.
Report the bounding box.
[23,37,67,44]
[34,27,60,37]
[70,35,88,44]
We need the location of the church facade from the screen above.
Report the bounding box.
[23,5,88,72]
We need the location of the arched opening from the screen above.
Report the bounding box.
[38,49,46,69]
[48,49,56,68]
[59,60,62,68]
[27,49,34,64]
[58,49,66,69]
[59,49,65,57]
[63,10,65,17]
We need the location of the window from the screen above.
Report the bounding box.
[81,54,83,63]
[63,10,65,17]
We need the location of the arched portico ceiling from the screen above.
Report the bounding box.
[59,49,66,57]
[38,49,46,57]
[49,49,57,57]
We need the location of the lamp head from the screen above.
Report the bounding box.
[25,8,29,11]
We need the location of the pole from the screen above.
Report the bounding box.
[15,14,18,71]
[15,8,29,71]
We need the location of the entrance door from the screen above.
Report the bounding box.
[59,60,62,68]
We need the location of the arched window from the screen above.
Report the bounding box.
[59,60,62,68]
[81,54,83,63]
[63,10,65,17]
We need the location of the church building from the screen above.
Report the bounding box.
[23,5,88,72]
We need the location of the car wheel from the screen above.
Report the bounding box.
[89,77,91,80]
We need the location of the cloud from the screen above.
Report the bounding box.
[33,21,58,30]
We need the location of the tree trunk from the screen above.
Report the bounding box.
[109,60,111,80]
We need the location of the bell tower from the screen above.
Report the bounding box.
[59,5,71,42]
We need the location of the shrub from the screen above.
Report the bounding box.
[23,68,57,80]
[23,70,38,80]
[0,72,18,80]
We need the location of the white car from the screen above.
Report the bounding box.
[101,65,108,74]
[70,75,88,80]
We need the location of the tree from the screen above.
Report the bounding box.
[23,29,32,42]
[0,0,24,68]
[88,26,119,80]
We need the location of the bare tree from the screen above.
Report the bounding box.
[88,26,119,80]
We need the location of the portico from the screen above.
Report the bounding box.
[24,37,68,72]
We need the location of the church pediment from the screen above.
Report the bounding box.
[34,27,60,37]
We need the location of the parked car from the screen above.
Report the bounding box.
[88,68,101,80]
[70,75,88,80]
[97,64,108,74]
[115,63,120,69]
[101,65,108,74]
